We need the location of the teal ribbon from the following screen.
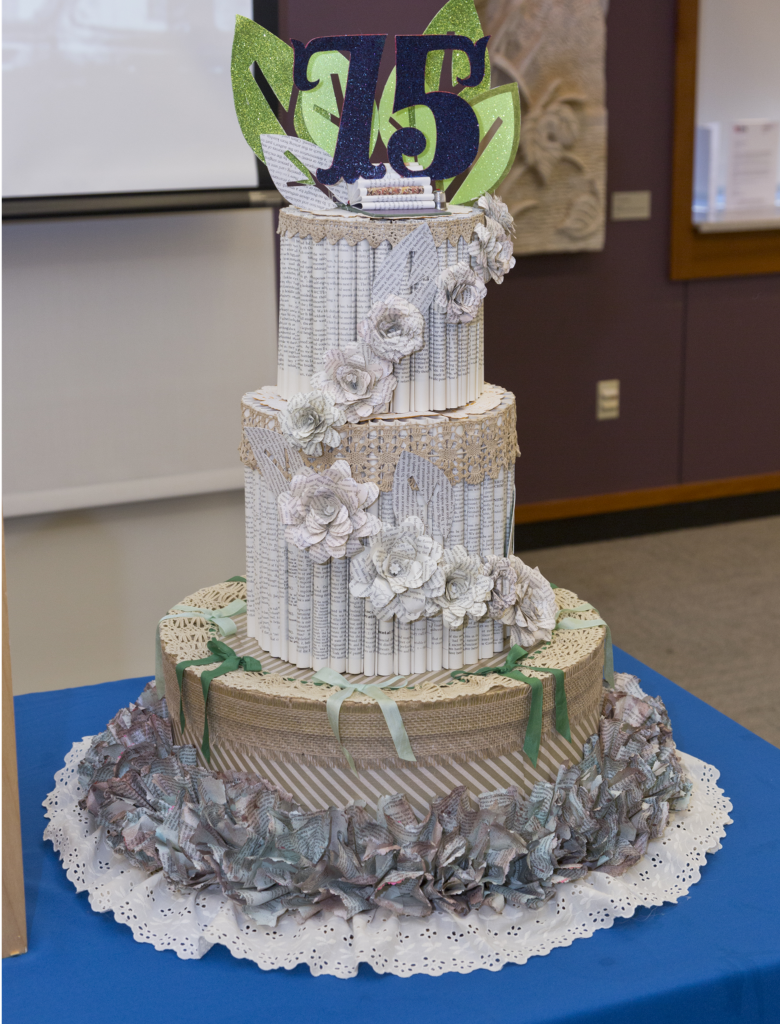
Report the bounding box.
[174,639,262,764]
[452,645,570,766]
[154,598,246,702]
[310,668,415,774]
[555,601,614,688]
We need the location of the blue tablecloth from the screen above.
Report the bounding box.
[4,649,780,1023]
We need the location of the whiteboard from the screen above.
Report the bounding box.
[2,0,258,197]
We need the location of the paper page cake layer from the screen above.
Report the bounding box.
[277,207,486,413]
[240,387,519,672]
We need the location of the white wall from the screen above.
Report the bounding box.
[3,206,278,515]
[4,491,247,694]
[3,205,279,693]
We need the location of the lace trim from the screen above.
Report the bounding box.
[278,205,483,249]
[239,387,520,490]
[44,742,731,978]
[161,582,604,707]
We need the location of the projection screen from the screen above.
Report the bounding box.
[2,0,258,197]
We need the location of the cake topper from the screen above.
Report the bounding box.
[231,0,520,212]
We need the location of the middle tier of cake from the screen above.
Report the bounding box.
[241,385,520,674]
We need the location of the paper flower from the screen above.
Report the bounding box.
[430,546,494,629]
[483,555,558,647]
[280,390,345,457]
[311,345,397,422]
[476,192,515,237]
[349,516,444,623]
[468,222,516,285]
[277,460,380,563]
[358,295,425,362]
[483,555,523,625]
[434,262,488,325]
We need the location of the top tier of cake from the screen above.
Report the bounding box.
[276,206,487,414]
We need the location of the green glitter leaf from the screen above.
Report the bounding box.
[295,50,380,158]
[450,83,521,204]
[231,15,293,164]
[423,0,490,100]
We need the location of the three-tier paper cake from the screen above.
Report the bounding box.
[46,5,728,973]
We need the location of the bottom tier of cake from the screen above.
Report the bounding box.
[158,580,609,815]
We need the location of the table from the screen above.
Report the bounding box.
[4,650,780,1024]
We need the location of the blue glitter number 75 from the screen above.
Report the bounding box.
[292,35,388,185]
[390,34,489,181]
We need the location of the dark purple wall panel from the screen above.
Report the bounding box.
[487,0,686,503]
[682,275,780,481]
[280,0,780,503]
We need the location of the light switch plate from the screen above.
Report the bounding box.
[597,379,620,420]
[611,191,652,221]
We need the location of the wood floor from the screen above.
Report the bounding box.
[518,515,780,749]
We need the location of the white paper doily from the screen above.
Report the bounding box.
[44,738,731,978]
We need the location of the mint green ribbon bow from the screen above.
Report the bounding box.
[310,667,415,774]
[175,639,262,764]
[452,644,571,766]
[154,598,247,700]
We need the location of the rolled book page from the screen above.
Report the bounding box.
[493,467,507,555]
[494,619,506,654]
[447,623,464,672]
[298,235,313,388]
[338,238,356,348]
[348,584,364,675]
[445,241,458,409]
[479,307,485,393]
[427,615,443,672]
[312,561,330,670]
[297,548,313,668]
[287,234,302,397]
[397,620,412,676]
[265,482,280,655]
[326,240,340,355]
[505,475,516,557]
[412,618,427,674]
[431,241,447,409]
[330,557,348,673]
[244,467,256,636]
[469,312,479,404]
[277,515,289,663]
[312,242,328,377]
[277,234,296,396]
[413,315,429,413]
[257,473,271,649]
[372,238,390,285]
[463,479,481,664]
[376,490,395,674]
[377,616,394,676]
[356,239,371,322]
[363,603,377,676]
[287,540,298,665]
[393,355,411,413]
[390,256,413,414]
[458,236,469,408]
[479,475,495,659]
[362,490,380,676]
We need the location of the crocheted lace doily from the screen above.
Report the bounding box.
[44,741,731,978]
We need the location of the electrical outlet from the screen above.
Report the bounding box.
[597,379,620,420]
